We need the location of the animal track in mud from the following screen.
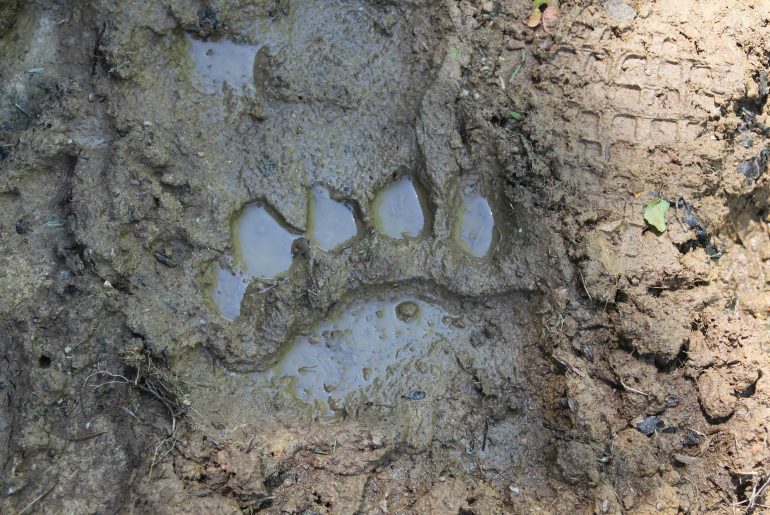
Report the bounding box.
[205,177,498,319]
[202,175,502,415]
[262,290,475,416]
[179,2,528,422]
[187,34,260,95]
[209,177,500,320]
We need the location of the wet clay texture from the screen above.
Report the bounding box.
[1,0,769,513]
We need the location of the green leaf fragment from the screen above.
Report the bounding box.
[507,111,524,121]
[449,47,461,60]
[643,199,669,232]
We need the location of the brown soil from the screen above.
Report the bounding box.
[1,0,769,513]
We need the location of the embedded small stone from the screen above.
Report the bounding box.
[395,301,419,322]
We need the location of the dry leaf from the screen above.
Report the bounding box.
[527,1,559,30]
[542,4,558,32]
[526,9,542,28]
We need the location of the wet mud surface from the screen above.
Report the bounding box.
[1,0,769,513]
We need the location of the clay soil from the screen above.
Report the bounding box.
[1,0,769,513]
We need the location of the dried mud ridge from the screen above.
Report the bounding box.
[1,0,769,513]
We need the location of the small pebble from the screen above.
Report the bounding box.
[401,390,426,401]
[603,0,637,24]
[395,301,419,322]
[636,415,664,436]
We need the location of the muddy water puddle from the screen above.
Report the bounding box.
[209,203,298,319]
[187,35,260,95]
[235,203,297,278]
[307,185,358,251]
[373,177,426,239]
[263,292,473,415]
[453,193,496,258]
[207,183,501,319]
[209,267,250,321]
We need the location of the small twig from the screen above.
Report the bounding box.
[108,61,131,74]
[708,477,734,506]
[245,435,255,454]
[619,382,651,398]
[578,269,593,301]
[492,463,514,481]
[608,362,651,397]
[67,431,107,442]
[14,103,31,117]
[748,474,770,509]
[147,415,179,483]
[83,370,130,388]
[552,353,586,378]
[17,477,59,515]
[509,49,526,82]
[545,312,565,333]
[84,367,183,482]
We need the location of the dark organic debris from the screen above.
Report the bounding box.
[671,196,723,258]
[679,199,707,239]
[558,397,577,412]
[154,252,178,268]
[682,429,704,448]
[197,8,219,30]
[738,108,770,136]
[664,394,681,408]
[635,416,664,436]
[15,218,31,235]
[401,390,426,401]
[737,147,770,182]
